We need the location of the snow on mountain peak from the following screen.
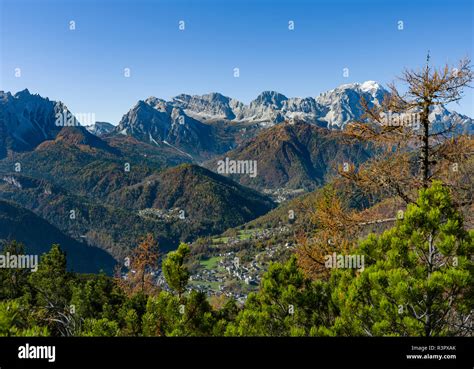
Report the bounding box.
[360,80,381,93]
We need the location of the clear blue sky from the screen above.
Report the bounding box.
[1,0,473,124]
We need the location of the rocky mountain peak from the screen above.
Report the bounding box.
[251,91,288,109]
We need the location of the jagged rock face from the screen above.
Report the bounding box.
[234,91,288,123]
[116,100,172,142]
[428,105,474,134]
[160,82,388,127]
[170,91,291,123]
[112,81,388,141]
[315,81,388,128]
[173,93,240,120]
[165,107,216,157]
[284,97,322,114]
[115,99,219,160]
[251,91,288,109]
[0,89,67,156]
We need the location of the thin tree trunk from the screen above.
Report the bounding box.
[421,101,431,188]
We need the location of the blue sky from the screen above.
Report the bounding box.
[1,0,473,124]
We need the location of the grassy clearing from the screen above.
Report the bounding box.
[200,256,221,270]
[237,230,253,240]
[189,280,221,290]
[212,228,263,244]
[212,236,229,244]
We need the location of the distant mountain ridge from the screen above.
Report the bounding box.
[2,83,472,161]
[111,81,474,159]
[117,80,473,129]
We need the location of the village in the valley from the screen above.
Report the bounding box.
[157,225,294,304]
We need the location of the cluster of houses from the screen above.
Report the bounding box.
[214,226,291,248]
[262,187,305,203]
[152,226,295,303]
[218,252,260,286]
[137,207,188,222]
[188,239,295,302]
[252,226,291,239]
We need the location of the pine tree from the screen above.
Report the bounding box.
[162,243,191,299]
[0,300,49,337]
[0,241,30,300]
[226,257,332,336]
[28,245,77,336]
[330,182,473,336]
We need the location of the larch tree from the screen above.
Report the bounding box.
[343,56,473,205]
[295,185,363,280]
[115,233,160,297]
[297,57,474,280]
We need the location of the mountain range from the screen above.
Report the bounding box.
[0,81,472,272]
[111,80,473,151]
[3,82,473,162]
